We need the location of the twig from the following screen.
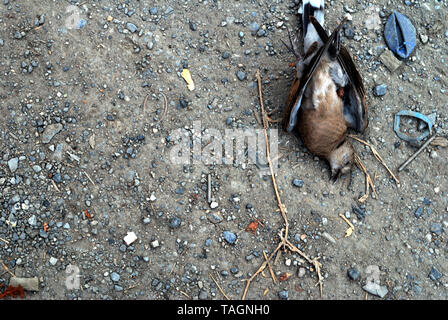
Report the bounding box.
[263,250,277,285]
[349,135,400,187]
[179,290,191,299]
[242,70,323,299]
[1,261,15,277]
[398,134,437,172]
[354,153,377,202]
[51,179,60,192]
[159,92,169,121]
[142,94,149,112]
[256,70,289,241]
[207,174,212,203]
[83,171,95,186]
[210,273,231,300]
[0,237,9,245]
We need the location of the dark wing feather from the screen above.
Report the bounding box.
[309,16,368,132]
[283,16,348,133]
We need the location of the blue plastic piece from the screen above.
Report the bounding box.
[384,11,416,59]
[394,110,433,144]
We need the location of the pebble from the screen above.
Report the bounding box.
[151,240,160,248]
[347,268,360,281]
[363,282,388,298]
[223,231,236,244]
[292,179,304,188]
[8,157,19,173]
[414,207,423,218]
[49,257,58,266]
[297,267,306,278]
[126,22,137,33]
[236,70,246,81]
[428,267,442,281]
[42,123,63,144]
[169,217,181,228]
[374,84,387,96]
[430,223,443,235]
[210,201,219,209]
[110,272,120,282]
[278,290,289,300]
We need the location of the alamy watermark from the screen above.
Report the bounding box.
[168,121,279,175]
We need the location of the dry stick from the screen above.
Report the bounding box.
[0,237,9,245]
[1,261,15,277]
[256,70,289,240]
[242,70,322,299]
[210,273,231,300]
[354,153,377,202]
[159,92,169,121]
[84,171,95,186]
[263,250,277,285]
[398,134,437,172]
[207,174,212,203]
[242,242,283,300]
[349,135,400,187]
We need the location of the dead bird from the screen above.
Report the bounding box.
[282,0,368,182]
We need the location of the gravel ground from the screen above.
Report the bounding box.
[0,0,447,300]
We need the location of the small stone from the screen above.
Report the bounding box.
[430,223,443,235]
[278,290,289,300]
[347,268,360,281]
[297,267,306,278]
[420,34,428,44]
[414,207,423,218]
[198,290,208,300]
[169,217,181,228]
[123,231,137,245]
[151,240,159,248]
[429,267,442,281]
[292,179,304,188]
[363,282,388,298]
[236,70,246,81]
[9,277,39,291]
[210,201,219,209]
[223,231,236,244]
[380,49,402,72]
[49,257,58,266]
[374,84,387,96]
[110,272,120,282]
[207,212,223,224]
[8,158,19,173]
[126,22,137,33]
[42,123,63,144]
[175,187,184,195]
[149,7,158,15]
[222,52,230,59]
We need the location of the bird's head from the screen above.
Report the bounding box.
[328,139,354,182]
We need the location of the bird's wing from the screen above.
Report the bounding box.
[283,16,348,133]
[310,16,368,132]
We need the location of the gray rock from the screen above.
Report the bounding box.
[42,124,63,144]
[126,22,137,33]
[278,290,289,300]
[374,84,387,96]
[111,272,120,282]
[9,277,39,291]
[430,223,443,235]
[347,268,360,281]
[223,231,236,244]
[429,267,442,281]
[8,157,19,173]
[362,282,388,298]
[236,70,246,81]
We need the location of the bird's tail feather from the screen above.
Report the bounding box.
[300,0,325,53]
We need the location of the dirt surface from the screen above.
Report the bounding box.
[0,0,447,300]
